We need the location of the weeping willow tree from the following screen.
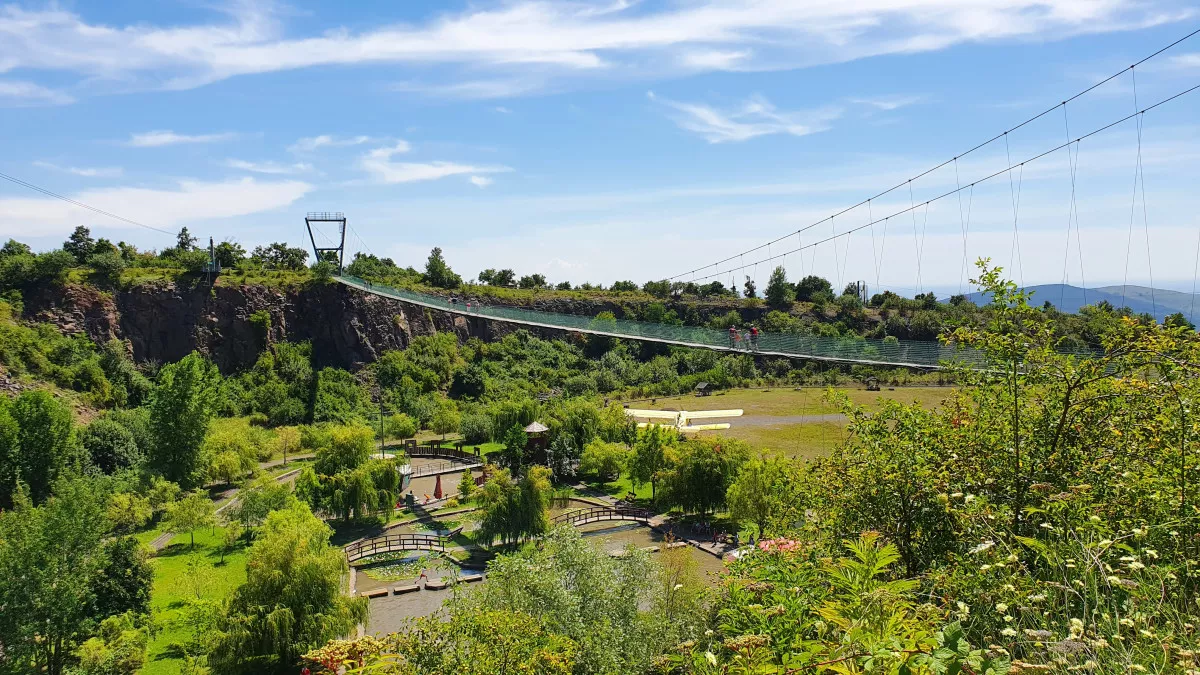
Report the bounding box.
[296,423,401,521]
[208,501,367,674]
[477,466,552,547]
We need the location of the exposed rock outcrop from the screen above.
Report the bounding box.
[24,280,576,372]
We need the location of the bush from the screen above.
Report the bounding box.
[385,413,418,440]
[459,412,492,444]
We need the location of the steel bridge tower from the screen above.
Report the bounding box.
[304,212,347,274]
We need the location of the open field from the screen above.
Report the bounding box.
[143,527,249,675]
[636,386,954,458]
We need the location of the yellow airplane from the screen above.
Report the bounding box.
[623,408,744,433]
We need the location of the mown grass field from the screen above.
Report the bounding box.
[143,527,249,675]
[638,386,954,458]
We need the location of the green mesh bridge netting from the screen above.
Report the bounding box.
[337,275,985,369]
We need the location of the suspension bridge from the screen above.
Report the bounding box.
[319,29,1200,370]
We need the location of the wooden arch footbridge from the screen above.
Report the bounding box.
[345,506,655,563]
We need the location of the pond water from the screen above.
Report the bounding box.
[359,519,727,636]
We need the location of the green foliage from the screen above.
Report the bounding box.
[579,440,628,482]
[657,435,750,514]
[81,417,141,474]
[250,242,308,271]
[383,413,417,440]
[312,367,370,424]
[299,426,399,522]
[165,491,218,549]
[726,454,790,538]
[795,274,833,302]
[92,537,154,619]
[764,265,795,309]
[629,424,677,499]
[430,399,461,439]
[0,477,119,675]
[459,412,491,443]
[149,352,220,488]
[106,492,152,534]
[422,247,462,289]
[305,608,579,675]
[5,389,76,505]
[209,501,367,674]
[477,466,551,546]
[72,612,149,675]
[229,474,297,529]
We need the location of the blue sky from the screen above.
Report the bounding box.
[2,0,1200,295]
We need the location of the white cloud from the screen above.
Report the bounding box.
[225,159,312,175]
[678,49,751,70]
[0,79,73,105]
[288,134,373,153]
[128,130,237,147]
[469,175,494,188]
[850,95,925,111]
[33,161,123,178]
[358,142,510,184]
[0,1,1188,99]
[494,106,513,114]
[1169,53,1200,69]
[0,178,312,237]
[648,91,841,143]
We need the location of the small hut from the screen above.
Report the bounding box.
[694,382,712,397]
[524,421,550,465]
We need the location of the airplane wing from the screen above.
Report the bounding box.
[680,409,744,419]
[636,421,680,429]
[679,423,731,432]
[624,409,681,419]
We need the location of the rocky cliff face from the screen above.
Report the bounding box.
[25,280,575,372]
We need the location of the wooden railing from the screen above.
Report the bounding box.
[345,533,447,563]
[551,506,654,527]
[412,459,481,478]
[409,445,480,463]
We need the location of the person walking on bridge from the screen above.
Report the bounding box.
[728,325,737,348]
[750,325,759,351]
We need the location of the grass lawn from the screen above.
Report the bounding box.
[639,385,952,417]
[716,422,849,460]
[578,475,655,504]
[143,526,250,675]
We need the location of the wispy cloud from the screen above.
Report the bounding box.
[0,1,1188,100]
[850,95,925,111]
[678,49,751,70]
[358,142,510,184]
[288,135,373,153]
[33,161,122,178]
[1168,53,1200,69]
[0,80,73,105]
[469,175,494,188]
[648,91,841,143]
[128,130,237,147]
[0,177,312,237]
[494,106,513,114]
[225,159,312,175]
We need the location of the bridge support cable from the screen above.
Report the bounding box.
[953,158,973,296]
[1060,103,1086,310]
[678,80,1200,288]
[1003,133,1026,288]
[664,27,1200,285]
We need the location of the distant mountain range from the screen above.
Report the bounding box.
[960,284,1199,323]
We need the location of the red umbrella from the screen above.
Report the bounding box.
[433,474,443,500]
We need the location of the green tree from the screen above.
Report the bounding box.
[658,436,750,515]
[229,474,296,529]
[165,491,218,549]
[81,418,141,474]
[11,389,76,504]
[629,425,676,500]
[579,440,628,483]
[423,247,462,289]
[458,466,477,501]
[106,492,152,534]
[431,401,461,440]
[214,240,246,268]
[64,225,96,264]
[795,274,833,302]
[209,502,367,674]
[518,273,546,289]
[477,466,552,546]
[72,613,149,675]
[92,537,153,618]
[0,478,111,675]
[221,520,245,563]
[312,367,370,424]
[726,455,789,538]
[176,227,198,252]
[148,352,220,488]
[764,265,796,309]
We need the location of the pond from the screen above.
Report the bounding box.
[358,519,727,636]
